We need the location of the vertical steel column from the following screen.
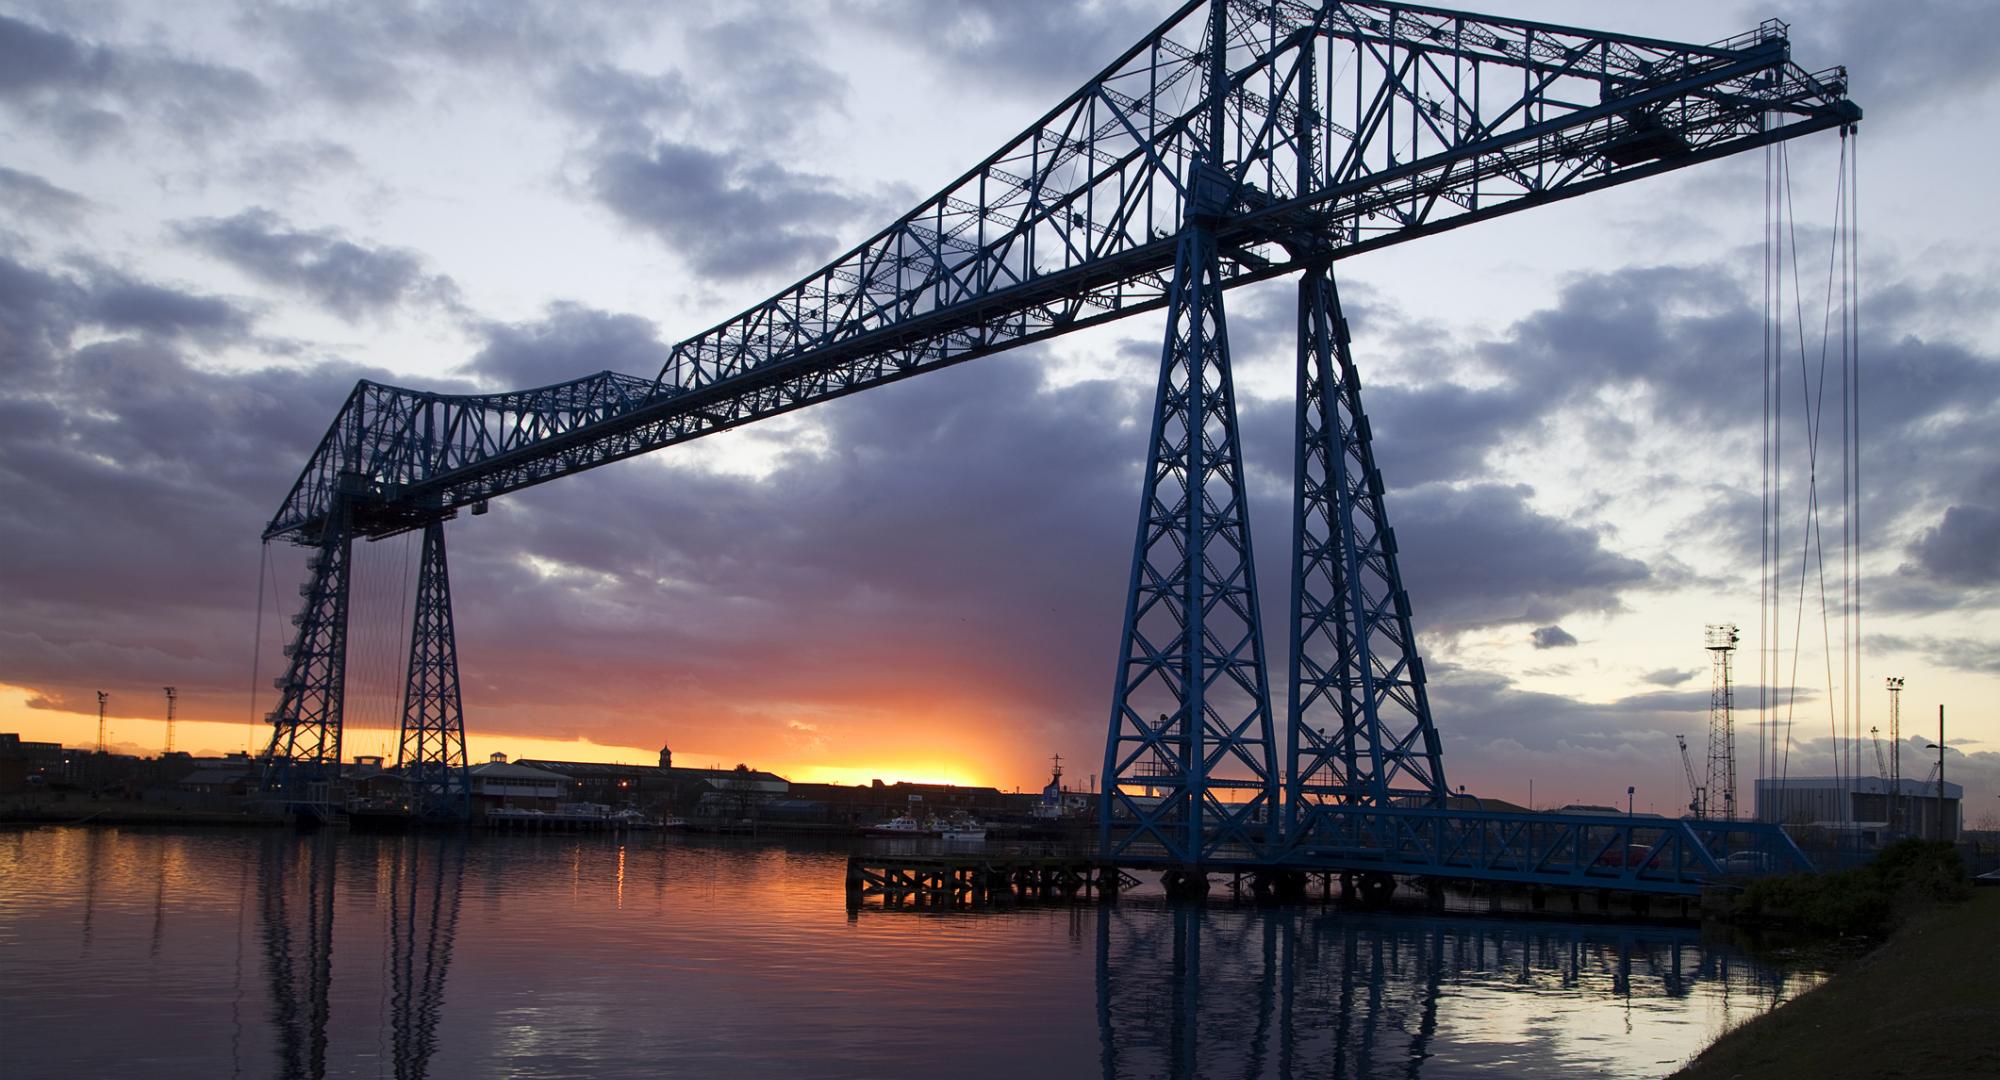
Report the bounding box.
[1102,0,1277,866]
[398,520,471,821]
[1286,264,1446,842]
[261,507,353,796]
[1101,223,1279,864]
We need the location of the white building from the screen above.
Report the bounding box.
[1754,775,1963,841]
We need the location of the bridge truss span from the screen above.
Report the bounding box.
[254,2,1857,889]
[264,0,1854,545]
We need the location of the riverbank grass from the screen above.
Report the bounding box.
[1675,888,2000,1079]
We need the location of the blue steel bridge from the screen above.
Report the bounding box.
[257,1,1858,896]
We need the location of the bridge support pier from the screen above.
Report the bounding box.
[1284,262,1448,848]
[261,507,353,803]
[398,520,471,821]
[1161,868,1211,900]
[1102,219,1278,866]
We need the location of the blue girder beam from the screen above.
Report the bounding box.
[1113,805,1815,896]
[264,2,1855,543]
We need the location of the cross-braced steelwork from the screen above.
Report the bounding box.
[252,2,1857,888]
[261,3,1856,548]
[1103,221,1279,866]
[1704,623,1739,820]
[398,522,471,821]
[1287,265,1446,835]
[262,512,352,796]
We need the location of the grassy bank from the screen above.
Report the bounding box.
[1675,888,2000,1079]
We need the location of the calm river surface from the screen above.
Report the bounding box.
[0,827,1824,1079]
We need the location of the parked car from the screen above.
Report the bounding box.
[1597,843,1653,868]
[1720,851,1773,874]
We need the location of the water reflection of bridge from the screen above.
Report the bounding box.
[258,834,465,1080]
[1094,905,1804,1080]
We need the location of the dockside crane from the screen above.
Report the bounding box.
[1677,734,1706,818]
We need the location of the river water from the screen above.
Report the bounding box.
[0,827,1824,1079]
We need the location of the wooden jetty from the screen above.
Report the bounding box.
[845,853,1138,905]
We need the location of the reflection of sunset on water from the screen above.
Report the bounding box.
[0,829,1826,1079]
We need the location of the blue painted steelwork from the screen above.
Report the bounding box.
[1104,2,1279,869]
[261,5,1856,547]
[260,504,351,799]
[1116,805,1813,896]
[1288,264,1446,825]
[251,3,1859,888]
[397,522,471,822]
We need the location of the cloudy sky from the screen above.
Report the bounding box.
[2,0,1996,816]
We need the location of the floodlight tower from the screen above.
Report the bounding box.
[1704,625,1740,821]
[1885,677,1904,833]
[163,686,178,755]
[95,690,108,754]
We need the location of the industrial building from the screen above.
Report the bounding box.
[1754,776,1963,841]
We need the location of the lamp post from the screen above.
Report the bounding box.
[1627,785,1635,818]
[1927,704,1946,842]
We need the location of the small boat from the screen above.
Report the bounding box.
[938,812,987,843]
[863,814,936,837]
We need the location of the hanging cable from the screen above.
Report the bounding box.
[1759,136,1772,796]
[1840,129,1856,800]
[1774,138,1853,798]
[247,541,271,756]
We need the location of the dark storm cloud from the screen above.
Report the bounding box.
[588,141,868,280]
[0,165,89,225]
[1871,633,2000,677]
[839,0,1165,96]
[1390,483,1651,630]
[1324,260,2000,618]
[546,12,871,283]
[0,254,385,709]
[84,275,251,345]
[0,12,268,151]
[1365,381,1529,486]
[1901,461,2000,588]
[1530,625,1578,650]
[174,208,460,320]
[462,303,672,388]
[1909,505,2000,586]
[0,14,111,95]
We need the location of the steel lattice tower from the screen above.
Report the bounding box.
[1102,2,1278,867]
[1287,265,1447,833]
[398,520,471,820]
[1102,219,1279,865]
[1704,624,1739,821]
[262,512,353,795]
